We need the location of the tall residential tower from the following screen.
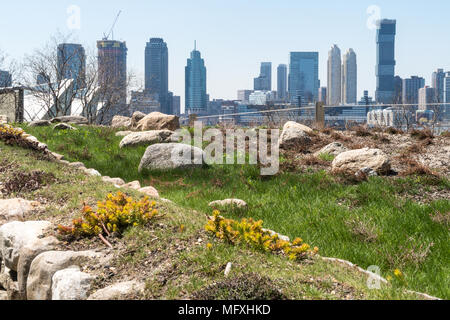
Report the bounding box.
[185,43,207,114]
[375,19,397,104]
[277,64,287,101]
[341,48,357,104]
[145,38,169,113]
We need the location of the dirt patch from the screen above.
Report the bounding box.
[191,273,286,300]
[2,170,57,196]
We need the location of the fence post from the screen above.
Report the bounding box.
[315,102,325,129]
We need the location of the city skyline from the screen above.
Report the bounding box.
[1,1,449,111]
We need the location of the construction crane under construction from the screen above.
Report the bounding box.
[102,10,122,41]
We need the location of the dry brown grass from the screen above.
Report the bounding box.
[400,159,439,177]
[345,218,378,243]
[352,125,372,137]
[410,128,434,140]
[430,211,450,227]
[300,155,329,166]
[383,238,434,269]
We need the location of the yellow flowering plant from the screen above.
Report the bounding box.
[58,192,161,238]
[205,210,318,261]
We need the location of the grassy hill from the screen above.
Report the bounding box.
[2,123,449,299]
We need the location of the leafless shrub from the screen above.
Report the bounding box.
[410,128,434,140]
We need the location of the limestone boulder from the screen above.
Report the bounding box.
[314,142,349,157]
[0,221,52,271]
[17,236,59,300]
[209,199,248,209]
[122,181,141,190]
[0,199,39,225]
[111,116,132,129]
[136,112,180,131]
[102,176,125,186]
[332,148,391,175]
[88,280,145,300]
[138,143,206,172]
[51,116,88,125]
[138,186,160,198]
[119,130,174,148]
[51,266,94,300]
[83,168,101,177]
[29,120,51,127]
[279,121,312,149]
[26,250,109,300]
[131,111,146,127]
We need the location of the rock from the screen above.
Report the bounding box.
[262,229,290,242]
[209,199,248,209]
[332,148,391,175]
[119,130,175,148]
[29,120,51,127]
[87,281,145,300]
[17,237,59,300]
[53,123,76,131]
[50,152,64,161]
[27,250,109,300]
[102,176,125,186]
[115,131,134,137]
[122,181,141,190]
[111,116,132,129]
[138,186,160,198]
[314,142,348,157]
[0,290,7,300]
[0,199,39,225]
[83,168,101,177]
[131,111,146,127]
[51,116,88,125]
[69,162,86,169]
[51,266,94,300]
[0,221,52,271]
[136,112,180,131]
[279,121,312,149]
[0,115,8,124]
[138,143,206,172]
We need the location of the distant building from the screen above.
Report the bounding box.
[254,62,272,91]
[446,72,450,104]
[342,48,357,104]
[418,86,437,111]
[277,64,287,101]
[402,76,425,105]
[130,90,160,114]
[185,43,207,114]
[327,45,341,105]
[393,76,403,104]
[145,38,169,114]
[36,73,47,85]
[0,70,12,88]
[358,90,374,106]
[431,69,445,103]
[318,87,327,104]
[57,43,86,90]
[375,19,397,104]
[172,95,181,116]
[289,52,319,105]
[249,91,276,105]
[97,40,128,105]
[237,90,254,103]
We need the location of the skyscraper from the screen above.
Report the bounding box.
[145,38,169,114]
[185,43,207,114]
[375,19,397,104]
[402,76,425,105]
[277,64,287,101]
[431,69,445,103]
[327,45,341,105]
[445,72,450,104]
[288,52,319,105]
[254,62,272,91]
[97,40,128,104]
[341,48,357,104]
[57,43,86,90]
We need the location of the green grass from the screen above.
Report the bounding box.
[17,124,450,299]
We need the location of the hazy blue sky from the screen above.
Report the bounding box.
[1,0,449,109]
